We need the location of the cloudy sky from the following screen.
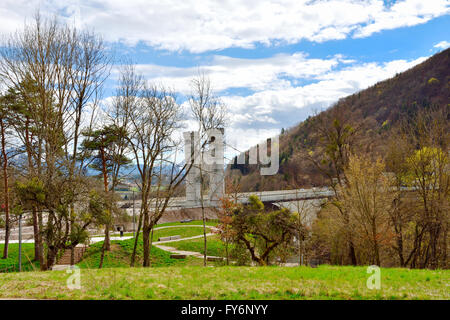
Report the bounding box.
[0,0,449,156]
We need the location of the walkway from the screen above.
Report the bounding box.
[153,226,223,260]
[154,233,223,261]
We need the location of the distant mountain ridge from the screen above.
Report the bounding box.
[228,48,450,192]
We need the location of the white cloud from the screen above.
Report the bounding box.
[0,0,448,52]
[111,50,428,156]
[136,52,427,155]
[218,56,427,139]
[434,40,450,49]
[130,52,426,120]
[129,52,343,94]
[354,0,449,38]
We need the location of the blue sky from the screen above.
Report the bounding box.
[0,0,449,155]
[116,13,450,65]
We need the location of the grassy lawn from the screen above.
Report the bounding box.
[152,226,209,241]
[77,238,207,269]
[0,243,40,272]
[0,265,447,300]
[167,235,228,257]
[116,225,210,239]
[155,219,219,228]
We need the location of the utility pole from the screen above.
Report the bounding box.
[132,189,135,238]
[18,213,22,272]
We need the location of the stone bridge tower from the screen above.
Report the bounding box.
[183,129,225,207]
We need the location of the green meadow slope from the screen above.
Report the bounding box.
[0,265,447,300]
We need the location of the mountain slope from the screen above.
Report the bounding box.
[228,48,450,192]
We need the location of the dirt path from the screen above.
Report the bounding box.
[153,227,224,260]
[151,226,221,260]
[154,236,223,261]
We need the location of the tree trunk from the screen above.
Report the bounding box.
[373,241,381,266]
[142,205,151,267]
[130,208,143,267]
[37,210,46,270]
[1,119,10,259]
[99,241,106,269]
[31,207,40,262]
[70,247,75,266]
[46,248,58,270]
[148,226,154,267]
[99,146,111,269]
[298,239,302,266]
[100,147,110,251]
[24,120,44,266]
[372,219,380,266]
[199,167,207,266]
[104,224,110,251]
[346,232,357,265]
[397,236,405,267]
[339,206,357,266]
[393,223,405,267]
[143,225,150,267]
[241,236,267,266]
[201,204,207,266]
[429,222,439,269]
[225,242,229,265]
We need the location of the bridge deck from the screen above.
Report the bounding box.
[119,187,335,210]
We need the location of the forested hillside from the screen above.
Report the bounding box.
[228,48,450,192]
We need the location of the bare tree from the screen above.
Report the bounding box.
[107,63,146,266]
[340,154,398,266]
[0,94,13,258]
[107,63,140,190]
[385,135,415,267]
[307,104,360,265]
[292,196,312,266]
[0,13,110,270]
[392,105,449,269]
[121,73,190,267]
[189,71,226,266]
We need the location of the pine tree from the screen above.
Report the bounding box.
[81,124,131,267]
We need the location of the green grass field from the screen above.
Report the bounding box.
[0,243,40,272]
[1,222,448,300]
[116,225,210,239]
[0,265,447,300]
[167,235,228,257]
[155,220,218,228]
